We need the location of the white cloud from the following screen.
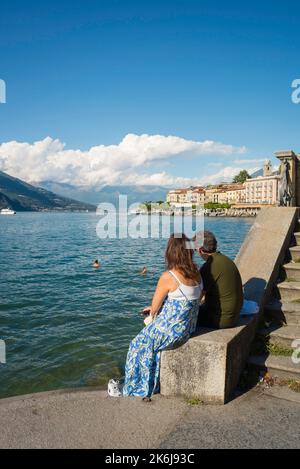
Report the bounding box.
[110,166,260,187]
[233,158,267,165]
[198,166,260,185]
[0,133,247,188]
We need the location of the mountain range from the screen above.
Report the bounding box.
[0,171,96,212]
[250,168,263,178]
[38,181,170,207]
[38,168,263,206]
[0,166,265,212]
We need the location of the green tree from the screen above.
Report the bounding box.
[233,170,251,184]
[204,203,231,210]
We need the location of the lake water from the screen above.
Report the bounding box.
[0,213,253,399]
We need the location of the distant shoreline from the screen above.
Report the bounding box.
[0,209,97,213]
[132,209,259,218]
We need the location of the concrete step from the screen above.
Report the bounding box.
[265,301,300,325]
[284,262,300,281]
[259,324,300,348]
[278,281,300,302]
[289,246,300,262]
[294,232,300,246]
[248,355,300,381]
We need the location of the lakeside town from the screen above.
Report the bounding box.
[136,160,283,217]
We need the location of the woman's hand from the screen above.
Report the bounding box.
[143,306,153,314]
[139,306,152,318]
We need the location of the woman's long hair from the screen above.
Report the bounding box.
[165,234,200,282]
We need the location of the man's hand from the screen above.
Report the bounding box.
[200,291,206,305]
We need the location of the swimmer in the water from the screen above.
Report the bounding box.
[93,259,101,269]
[140,267,148,275]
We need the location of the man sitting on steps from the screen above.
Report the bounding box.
[195,230,244,330]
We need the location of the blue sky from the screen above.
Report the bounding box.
[0,0,300,187]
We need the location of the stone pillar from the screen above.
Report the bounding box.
[275,150,298,207]
[297,156,300,207]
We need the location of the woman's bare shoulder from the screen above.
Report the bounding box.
[160,271,172,282]
[155,271,174,291]
[159,271,176,286]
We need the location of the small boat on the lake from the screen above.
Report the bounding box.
[0,208,16,215]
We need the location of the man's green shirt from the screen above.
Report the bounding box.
[200,252,244,329]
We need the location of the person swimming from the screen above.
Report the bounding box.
[93,259,101,269]
[140,267,148,275]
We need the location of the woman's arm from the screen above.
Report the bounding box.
[144,272,171,317]
[151,273,171,315]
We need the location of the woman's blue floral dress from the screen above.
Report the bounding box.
[123,293,200,398]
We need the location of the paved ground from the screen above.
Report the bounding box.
[161,387,300,449]
[0,385,299,449]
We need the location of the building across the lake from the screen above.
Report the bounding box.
[243,161,280,206]
[167,187,205,208]
[205,184,246,205]
[166,150,300,211]
[166,161,281,208]
[167,184,246,207]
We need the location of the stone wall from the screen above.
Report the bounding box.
[296,157,300,207]
[235,207,298,310]
[160,207,298,404]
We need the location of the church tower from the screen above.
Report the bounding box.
[263,160,272,177]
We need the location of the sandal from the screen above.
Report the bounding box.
[142,397,152,403]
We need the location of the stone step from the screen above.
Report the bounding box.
[294,232,300,246]
[248,355,300,381]
[259,324,300,348]
[278,311,300,325]
[264,301,300,325]
[289,246,300,262]
[278,281,300,302]
[283,262,300,281]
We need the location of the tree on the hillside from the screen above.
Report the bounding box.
[233,170,251,184]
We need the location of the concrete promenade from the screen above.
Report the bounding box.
[0,385,299,449]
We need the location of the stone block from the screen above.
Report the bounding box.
[160,317,257,404]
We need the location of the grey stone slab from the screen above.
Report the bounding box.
[248,355,300,380]
[293,233,300,246]
[284,262,300,281]
[1,386,300,449]
[278,281,300,302]
[265,301,300,325]
[160,389,300,449]
[263,324,300,348]
[263,384,300,404]
[0,389,188,449]
[290,246,300,261]
[236,207,298,307]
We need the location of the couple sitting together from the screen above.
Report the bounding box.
[112,230,244,399]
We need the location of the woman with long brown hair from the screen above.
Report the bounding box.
[122,233,203,399]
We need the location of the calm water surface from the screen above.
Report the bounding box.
[0,213,253,398]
